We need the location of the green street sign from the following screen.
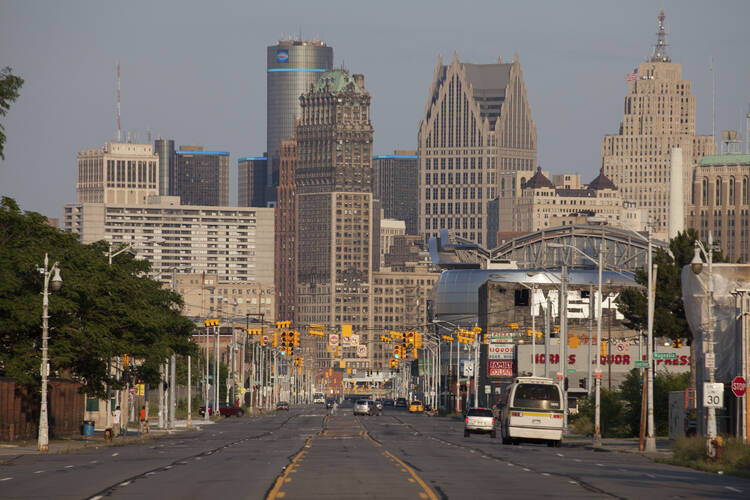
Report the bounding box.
[634,360,649,368]
[567,368,576,373]
[653,352,677,360]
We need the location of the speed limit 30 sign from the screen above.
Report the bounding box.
[703,382,724,408]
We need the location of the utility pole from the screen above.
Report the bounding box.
[545,295,551,378]
[645,226,657,452]
[169,352,176,429]
[560,264,569,431]
[158,363,165,428]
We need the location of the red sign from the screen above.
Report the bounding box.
[732,376,747,397]
[555,372,563,381]
[488,360,514,377]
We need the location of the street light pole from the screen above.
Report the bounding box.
[37,253,62,452]
[645,228,657,452]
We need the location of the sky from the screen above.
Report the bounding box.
[1,0,749,220]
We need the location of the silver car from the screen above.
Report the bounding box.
[353,399,371,416]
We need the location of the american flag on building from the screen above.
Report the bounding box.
[625,68,639,82]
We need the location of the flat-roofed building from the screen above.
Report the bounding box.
[63,196,274,285]
[174,146,230,207]
[171,271,274,321]
[238,156,268,207]
[373,151,419,235]
[77,142,159,204]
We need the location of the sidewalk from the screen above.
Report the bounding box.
[0,419,213,459]
[563,433,673,457]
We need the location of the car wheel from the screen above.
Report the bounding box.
[464,429,470,438]
[237,410,244,417]
[490,430,497,439]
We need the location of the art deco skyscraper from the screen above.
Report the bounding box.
[295,70,374,371]
[417,52,537,247]
[266,39,333,205]
[600,11,715,239]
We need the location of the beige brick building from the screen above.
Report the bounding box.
[688,154,750,263]
[418,52,537,247]
[76,142,159,204]
[600,11,715,239]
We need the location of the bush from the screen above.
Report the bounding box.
[571,389,630,437]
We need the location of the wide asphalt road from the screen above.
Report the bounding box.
[1,403,749,499]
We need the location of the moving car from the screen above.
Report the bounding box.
[276,401,290,411]
[464,407,496,438]
[353,399,372,416]
[383,398,395,407]
[499,376,564,447]
[409,400,424,413]
[395,397,407,408]
[368,400,381,416]
[199,402,244,417]
[326,398,336,409]
[313,393,325,404]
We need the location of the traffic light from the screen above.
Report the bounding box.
[293,330,300,347]
[276,320,291,329]
[204,319,219,327]
[411,347,418,359]
[122,354,130,368]
[579,378,587,390]
[406,332,414,349]
[394,345,401,359]
[441,335,454,343]
[272,332,278,347]
[414,332,422,348]
[569,336,579,349]
[308,324,325,337]
[600,341,607,356]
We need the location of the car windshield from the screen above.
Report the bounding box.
[467,409,493,417]
[356,400,368,405]
[512,383,561,410]
[412,401,422,405]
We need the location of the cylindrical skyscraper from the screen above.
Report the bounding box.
[266,39,333,204]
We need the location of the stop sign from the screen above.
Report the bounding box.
[732,376,747,397]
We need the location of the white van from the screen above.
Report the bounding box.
[499,377,564,447]
[313,393,325,404]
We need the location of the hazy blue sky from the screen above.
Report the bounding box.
[1,0,749,219]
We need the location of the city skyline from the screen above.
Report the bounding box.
[1,0,749,220]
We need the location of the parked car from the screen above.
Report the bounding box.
[199,402,244,417]
[409,400,424,413]
[373,400,383,411]
[464,407,496,438]
[353,399,372,416]
[276,401,290,411]
[395,397,407,408]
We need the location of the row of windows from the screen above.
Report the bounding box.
[425,187,490,201]
[698,176,750,206]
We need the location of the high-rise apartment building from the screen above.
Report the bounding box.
[373,151,419,235]
[418,52,537,247]
[154,138,175,196]
[295,69,374,371]
[276,140,297,322]
[63,196,274,284]
[266,39,333,205]
[174,146,230,206]
[76,142,159,204]
[238,156,268,207]
[601,11,715,239]
[688,154,750,262]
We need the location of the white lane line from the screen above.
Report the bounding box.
[112,452,119,457]
[646,473,655,479]
[507,463,514,467]
[596,463,604,467]
[542,473,551,477]
[146,472,156,476]
[89,460,98,464]
[523,468,531,472]
[619,468,627,472]
[65,465,74,468]
[1,477,13,481]
[90,496,103,500]
[568,481,577,485]
[34,470,45,474]
[725,486,742,493]
[573,459,581,462]
[556,453,564,457]
[120,481,130,486]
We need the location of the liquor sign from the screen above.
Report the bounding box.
[488,360,514,377]
[488,344,515,360]
[356,345,367,358]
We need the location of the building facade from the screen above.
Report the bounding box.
[275,140,297,322]
[373,151,419,235]
[379,219,406,268]
[154,138,175,196]
[174,147,230,207]
[63,196,274,284]
[238,156,268,207]
[418,52,537,247]
[600,11,715,239]
[266,39,333,205]
[295,69,374,372]
[688,154,750,263]
[76,142,159,205]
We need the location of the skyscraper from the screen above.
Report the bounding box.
[417,52,537,247]
[373,151,419,235]
[238,156,268,207]
[174,146,230,206]
[154,138,175,196]
[600,11,715,239]
[295,69,374,371]
[266,39,333,204]
[275,140,296,322]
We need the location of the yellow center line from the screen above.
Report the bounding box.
[382,449,438,500]
[266,422,323,500]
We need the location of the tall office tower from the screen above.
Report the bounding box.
[275,140,297,322]
[601,11,715,239]
[154,138,175,196]
[417,52,537,247]
[76,142,159,204]
[266,39,333,205]
[238,155,268,207]
[295,70,374,371]
[373,150,419,235]
[688,154,750,262]
[174,146,230,206]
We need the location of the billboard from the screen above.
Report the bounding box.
[488,360,514,377]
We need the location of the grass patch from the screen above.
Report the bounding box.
[661,436,750,479]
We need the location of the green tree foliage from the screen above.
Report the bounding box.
[0,67,24,160]
[0,197,197,397]
[620,369,690,436]
[617,229,724,343]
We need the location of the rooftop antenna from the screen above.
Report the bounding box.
[117,61,121,142]
[711,56,716,144]
[649,11,670,63]
[746,89,750,153]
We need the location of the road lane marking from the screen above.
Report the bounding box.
[542,473,551,477]
[1,477,12,481]
[382,450,438,500]
[646,474,655,478]
[573,459,581,462]
[556,453,564,457]
[89,460,98,464]
[725,486,742,493]
[65,465,74,468]
[523,468,531,472]
[34,470,45,474]
[112,452,119,456]
[119,481,130,486]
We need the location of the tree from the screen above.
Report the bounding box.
[0,67,24,160]
[0,197,197,397]
[620,369,690,436]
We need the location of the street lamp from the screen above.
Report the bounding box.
[690,232,720,457]
[37,253,62,452]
